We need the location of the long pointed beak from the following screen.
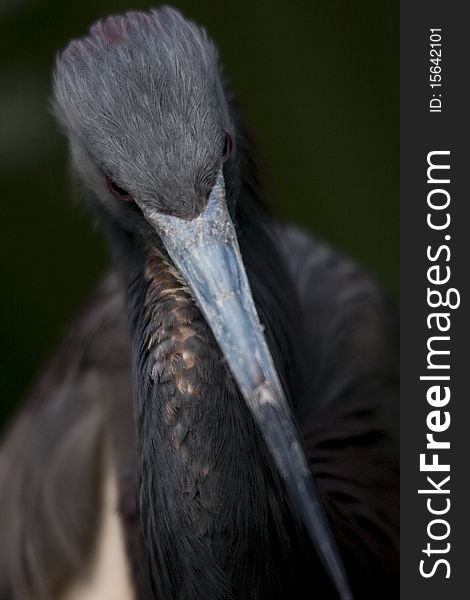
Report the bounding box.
[142,169,352,600]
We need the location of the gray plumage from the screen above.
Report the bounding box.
[53,8,231,221]
[0,7,399,600]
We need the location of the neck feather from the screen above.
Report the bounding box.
[122,240,308,599]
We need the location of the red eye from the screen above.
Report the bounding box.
[106,176,133,201]
[222,130,233,163]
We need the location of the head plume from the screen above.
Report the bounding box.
[53,7,231,217]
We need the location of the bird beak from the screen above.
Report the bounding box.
[142,168,352,600]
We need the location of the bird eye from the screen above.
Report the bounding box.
[106,176,133,201]
[222,130,233,163]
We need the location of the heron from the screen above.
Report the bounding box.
[0,7,399,600]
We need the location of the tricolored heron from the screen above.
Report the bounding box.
[0,7,399,600]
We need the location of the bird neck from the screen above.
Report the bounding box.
[119,236,307,600]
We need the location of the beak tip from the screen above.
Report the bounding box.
[145,170,351,599]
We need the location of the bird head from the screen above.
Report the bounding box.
[53,7,239,235]
[52,9,351,599]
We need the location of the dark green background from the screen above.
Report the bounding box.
[0,0,398,427]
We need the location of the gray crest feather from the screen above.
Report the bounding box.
[53,7,229,217]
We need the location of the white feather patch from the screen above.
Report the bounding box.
[62,464,134,600]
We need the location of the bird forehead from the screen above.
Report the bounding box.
[52,8,225,215]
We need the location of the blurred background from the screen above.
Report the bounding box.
[0,0,398,427]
